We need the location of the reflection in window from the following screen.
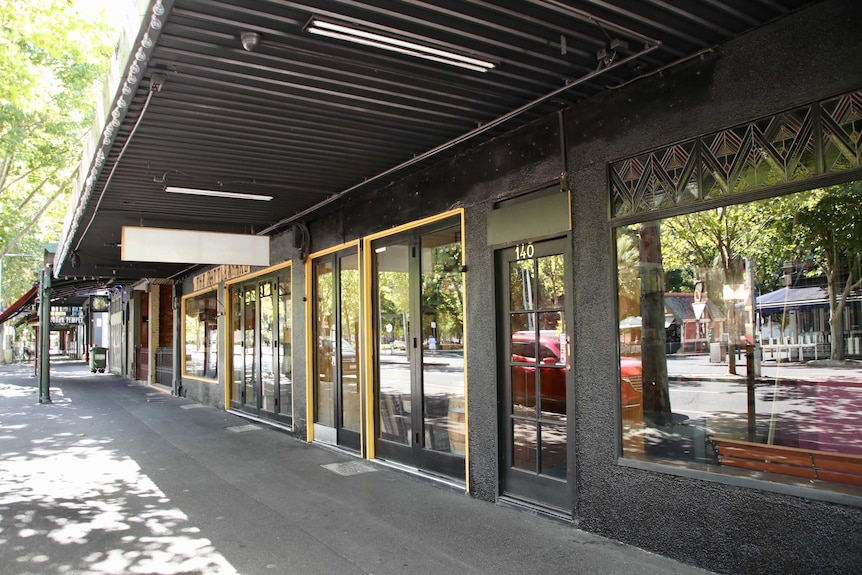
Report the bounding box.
[315,260,334,427]
[184,290,218,379]
[509,251,568,479]
[376,240,412,446]
[421,227,465,456]
[341,253,361,432]
[279,276,292,420]
[260,282,275,412]
[231,289,242,401]
[616,182,862,495]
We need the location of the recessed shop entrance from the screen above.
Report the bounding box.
[496,237,573,511]
[371,217,465,479]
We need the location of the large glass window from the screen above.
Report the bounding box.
[184,290,218,379]
[616,181,862,496]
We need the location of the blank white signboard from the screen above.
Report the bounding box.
[121,227,270,266]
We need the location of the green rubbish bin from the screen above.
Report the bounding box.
[90,347,107,373]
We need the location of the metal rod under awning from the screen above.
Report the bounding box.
[258,41,661,236]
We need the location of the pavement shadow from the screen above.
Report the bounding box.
[0,377,239,575]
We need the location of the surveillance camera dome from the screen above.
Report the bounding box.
[240,31,261,52]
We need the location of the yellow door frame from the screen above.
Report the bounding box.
[362,208,468,489]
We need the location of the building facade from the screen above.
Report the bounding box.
[97,2,861,573]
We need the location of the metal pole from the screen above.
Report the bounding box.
[172,282,183,396]
[38,266,52,404]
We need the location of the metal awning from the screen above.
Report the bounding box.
[756,286,862,314]
[0,286,37,326]
[54,0,818,282]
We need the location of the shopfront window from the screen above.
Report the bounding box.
[229,268,292,423]
[616,181,862,495]
[184,290,218,379]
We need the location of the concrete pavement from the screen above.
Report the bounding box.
[0,356,717,575]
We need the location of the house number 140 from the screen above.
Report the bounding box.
[515,242,534,259]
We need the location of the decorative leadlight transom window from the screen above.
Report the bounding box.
[610,89,862,219]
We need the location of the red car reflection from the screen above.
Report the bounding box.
[512,331,642,412]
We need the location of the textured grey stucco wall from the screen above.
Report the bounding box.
[566,2,862,574]
[271,229,308,438]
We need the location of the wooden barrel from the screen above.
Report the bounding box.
[448,396,466,455]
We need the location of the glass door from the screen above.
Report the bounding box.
[230,272,292,424]
[243,284,257,409]
[312,248,361,450]
[277,276,293,424]
[260,281,276,413]
[373,218,465,479]
[497,237,572,511]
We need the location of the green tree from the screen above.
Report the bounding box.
[661,201,790,372]
[777,182,862,361]
[422,241,463,343]
[616,227,640,320]
[0,0,114,306]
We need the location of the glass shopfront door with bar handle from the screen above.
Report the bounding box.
[373,218,465,479]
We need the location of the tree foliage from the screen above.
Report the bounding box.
[0,0,114,306]
[421,241,463,343]
[619,181,861,363]
[774,182,862,360]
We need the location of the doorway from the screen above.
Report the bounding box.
[312,248,361,450]
[372,217,465,479]
[230,271,292,425]
[496,237,573,511]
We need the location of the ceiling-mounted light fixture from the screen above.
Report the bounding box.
[164,186,273,201]
[305,18,495,72]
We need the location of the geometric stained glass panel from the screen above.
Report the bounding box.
[610,89,862,219]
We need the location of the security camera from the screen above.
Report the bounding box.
[241,31,261,52]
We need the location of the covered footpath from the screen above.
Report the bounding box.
[0,356,714,575]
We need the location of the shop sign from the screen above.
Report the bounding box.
[51,316,84,326]
[193,265,251,291]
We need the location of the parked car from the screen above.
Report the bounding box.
[511,331,642,413]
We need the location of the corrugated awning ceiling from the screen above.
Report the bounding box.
[55,0,818,282]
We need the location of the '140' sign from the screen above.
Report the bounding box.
[515,242,534,260]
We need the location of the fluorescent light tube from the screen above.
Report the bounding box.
[308,19,495,72]
[164,186,273,201]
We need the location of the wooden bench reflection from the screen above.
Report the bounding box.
[709,436,862,487]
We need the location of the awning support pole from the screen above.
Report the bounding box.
[38,266,52,404]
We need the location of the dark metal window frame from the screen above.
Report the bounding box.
[608,87,862,507]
